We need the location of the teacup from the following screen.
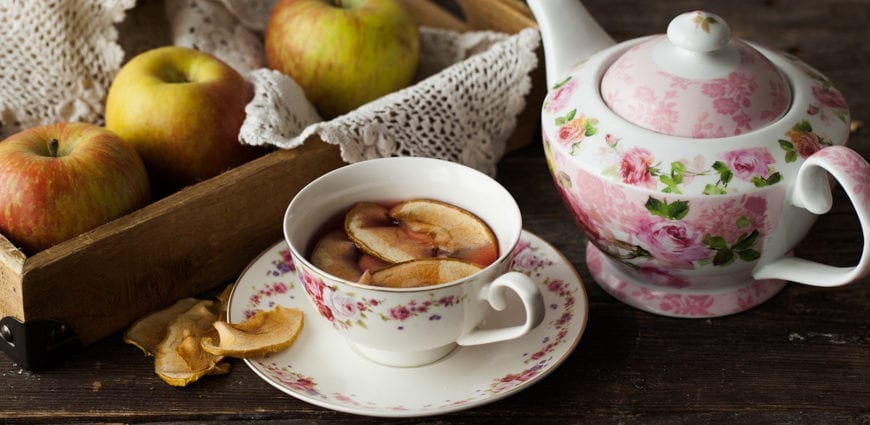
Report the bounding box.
[283,157,545,367]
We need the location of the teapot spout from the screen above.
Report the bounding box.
[528,0,616,87]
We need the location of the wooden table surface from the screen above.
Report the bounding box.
[2,0,868,423]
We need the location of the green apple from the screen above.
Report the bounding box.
[105,46,261,191]
[265,0,420,119]
[0,122,151,253]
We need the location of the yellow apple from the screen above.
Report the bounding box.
[105,46,262,191]
[265,0,420,119]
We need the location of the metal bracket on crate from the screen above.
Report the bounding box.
[0,316,81,370]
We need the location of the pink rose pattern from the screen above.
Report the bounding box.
[623,85,680,135]
[550,108,791,194]
[384,295,462,325]
[600,33,790,138]
[619,147,657,189]
[297,267,466,330]
[553,108,599,154]
[244,282,291,319]
[557,116,589,145]
[487,245,579,395]
[547,37,849,195]
[544,76,577,113]
[245,236,582,411]
[588,247,786,317]
[549,154,770,291]
[812,146,870,213]
[636,264,690,289]
[298,268,380,329]
[541,52,852,317]
[269,248,295,276]
[701,71,758,133]
[245,249,296,318]
[632,216,711,269]
[722,147,775,182]
[806,72,849,125]
[779,120,831,163]
[258,363,322,398]
[552,113,858,196]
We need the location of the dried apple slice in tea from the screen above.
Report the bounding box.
[312,230,394,281]
[370,258,482,288]
[390,199,498,267]
[154,300,226,387]
[345,202,434,262]
[124,297,202,356]
[201,306,304,358]
[311,230,365,281]
[358,253,391,274]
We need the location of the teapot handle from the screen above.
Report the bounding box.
[753,146,870,286]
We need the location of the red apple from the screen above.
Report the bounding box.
[105,46,262,191]
[265,0,420,119]
[0,122,151,253]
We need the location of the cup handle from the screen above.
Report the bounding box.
[455,271,546,346]
[753,146,870,286]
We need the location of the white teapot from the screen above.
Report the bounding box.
[528,0,870,317]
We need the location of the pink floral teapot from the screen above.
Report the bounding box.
[528,0,870,317]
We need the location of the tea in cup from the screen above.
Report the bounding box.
[307,197,500,287]
[283,157,545,367]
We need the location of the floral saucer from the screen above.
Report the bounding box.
[227,230,588,418]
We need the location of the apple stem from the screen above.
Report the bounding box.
[48,138,59,157]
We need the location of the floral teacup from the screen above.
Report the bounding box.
[283,157,545,367]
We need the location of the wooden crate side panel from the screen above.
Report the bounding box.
[1,212,27,320]
[20,141,344,345]
[0,261,23,321]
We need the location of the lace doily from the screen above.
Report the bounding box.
[0,0,540,177]
[240,27,540,176]
[0,0,135,137]
[165,0,265,74]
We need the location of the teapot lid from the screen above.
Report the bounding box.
[600,11,791,138]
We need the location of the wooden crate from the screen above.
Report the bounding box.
[0,0,543,369]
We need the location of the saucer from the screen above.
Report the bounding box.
[227,230,588,418]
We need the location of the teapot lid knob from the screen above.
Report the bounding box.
[667,11,731,53]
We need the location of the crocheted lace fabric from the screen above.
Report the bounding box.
[0,0,135,137]
[0,0,540,176]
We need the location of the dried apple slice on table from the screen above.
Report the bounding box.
[124,297,202,356]
[370,258,482,288]
[389,199,499,267]
[201,306,304,358]
[153,300,229,387]
[124,285,305,387]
